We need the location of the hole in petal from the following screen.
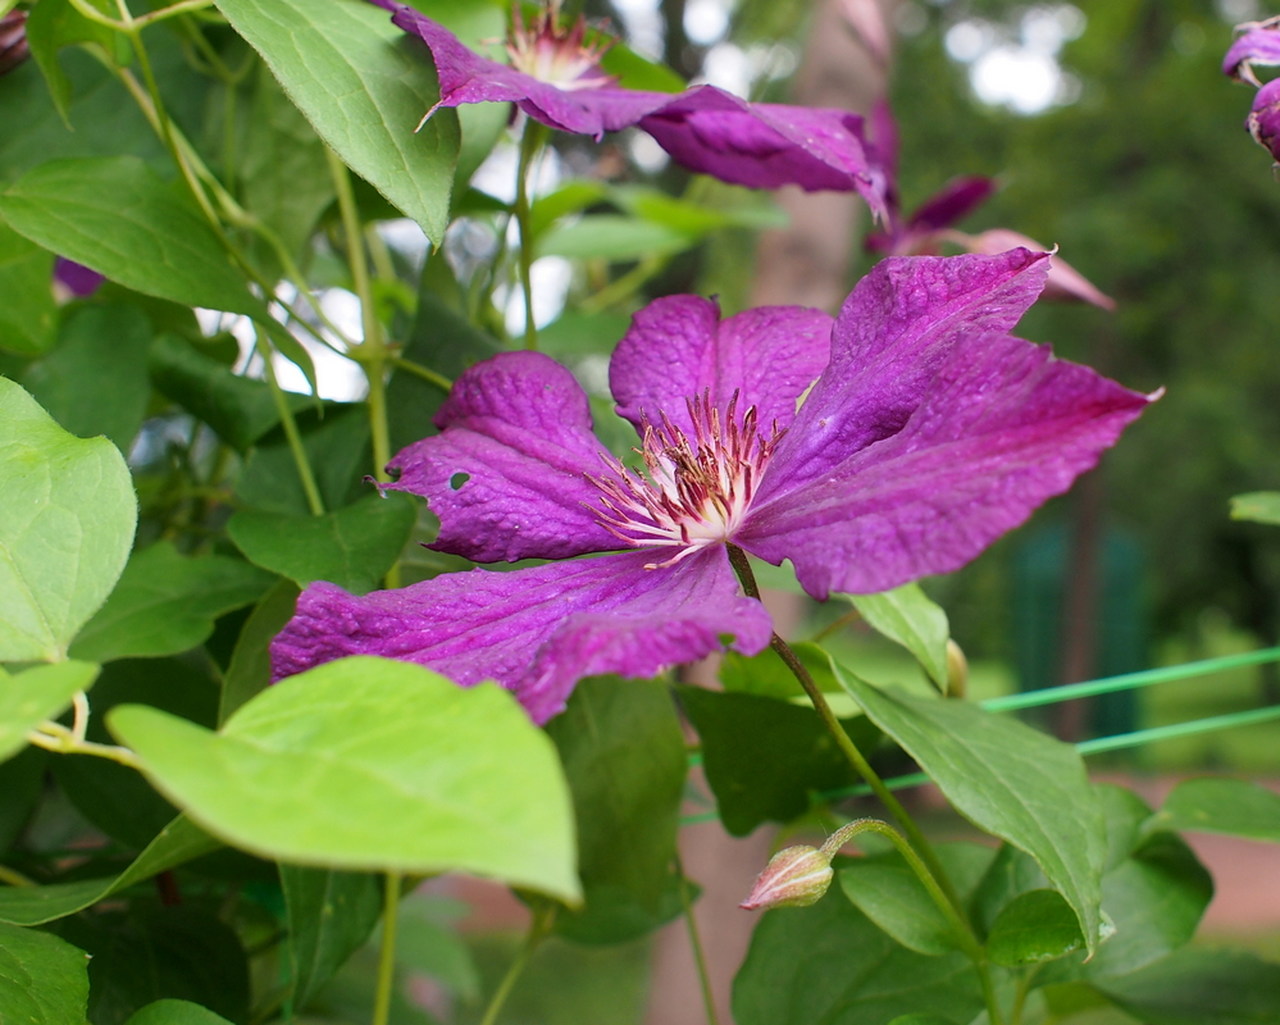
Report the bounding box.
[449,472,470,491]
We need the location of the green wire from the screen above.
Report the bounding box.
[680,646,1280,823]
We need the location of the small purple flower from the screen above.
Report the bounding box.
[365,0,885,212]
[1248,78,1280,163]
[1224,15,1280,85]
[53,257,106,298]
[271,251,1153,723]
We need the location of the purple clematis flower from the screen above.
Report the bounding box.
[271,251,1154,724]
[365,0,886,213]
[0,10,29,77]
[1248,78,1280,163]
[1224,15,1280,85]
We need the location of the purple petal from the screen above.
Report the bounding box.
[907,176,997,233]
[609,295,832,437]
[639,86,889,211]
[738,334,1154,599]
[1248,78,1280,162]
[270,548,773,724]
[1224,18,1280,84]
[380,2,671,137]
[387,351,621,562]
[0,10,28,77]
[753,250,1051,501]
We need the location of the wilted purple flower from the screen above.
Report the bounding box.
[1248,77,1280,163]
[271,251,1152,723]
[365,0,885,212]
[865,101,1113,310]
[1224,15,1280,85]
[0,10,29,77]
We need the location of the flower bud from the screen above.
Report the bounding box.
[740,844,834,911]
[1248,78,1280,164]
[0,11,29,78]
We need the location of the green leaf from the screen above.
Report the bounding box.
[887,1017,959,1025]
[148,332,307,453]
[22,302,152,450]
[1085,832,1210,979]
[0,921,90,1024]
[545,678,687,943]
[279,865,382,1009]
[837,670,1106,956]
[0,378,136,662]
[1229,491,1280,526]
[219,579,301,724]
[0,221,56,356]
[64,905,249,1025]
[732,882,985,1025]
[720,640,841,702]
[108,656,580,901]
[986,889,1084,967]
[0,156,266,316]
[1092,948,1280,1025]
[848,584,951,691]
[537,214,696,261]
[678,685,877,836]
[125,1000,236,1025]
[237,402,373,515]
[1151,777,1280,841]
[537,311,632,360]
[23,0,119,122]
[69,542,275,663]
[228,490,417,594]
[0,661,99,762]
[0,816,220,927]
[0,749,48,854]
[214,0,459,244]
[838,842,995,957]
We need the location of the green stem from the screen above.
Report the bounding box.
[391,356,453,393]
[0,864,33,888]
[478,904,555,1025]
[26,725,142,770]
[258,339,325,516]
[371,873,402,1025]
[513,120,547,350]
[724,543,1004,1025]
[675,853,720,1025]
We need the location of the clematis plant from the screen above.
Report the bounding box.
[272,248,1153,723]
[365,0,886,211]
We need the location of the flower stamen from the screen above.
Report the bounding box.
[505,1,617,91]
[587,392,782,568]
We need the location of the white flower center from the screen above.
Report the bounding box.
[589,393,781,568]
[505,2,616,92]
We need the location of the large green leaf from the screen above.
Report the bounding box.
[837,671,1106,956]
[679,685,876,836]
[108,656,580,900]
[0,921,90,1024]
[69,542,275,663]
[848,584,951,691]
[279,865,382,1009]
[546,677,687,943]
[214,0,459,244]
[838,842,995,958]
[0,816,220,927]
[1150,777,1280,842]
[218,579,300,724]
[0,221,56,356]
[0,661,99,763]
[0,156,265,316]
[985,889,1084,967]
[22,302,152,450]
[228,490,417,594]
[733,881,985,1025]
[0,378,136,662]
[1092,948,1280,1025]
